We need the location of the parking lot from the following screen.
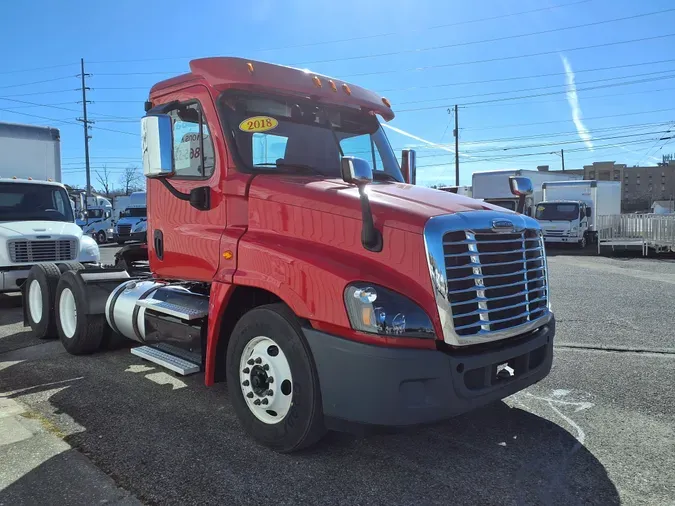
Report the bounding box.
[1,246,674,506]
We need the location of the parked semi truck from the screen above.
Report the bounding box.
[114,191,146,244]
[472,169,581,215]
[75,195,115,244]
[0,122,101,293]
[537,180,622,248]
[22,58,554,452]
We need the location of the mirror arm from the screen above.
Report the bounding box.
[516,195,527,214]
[358,185,383,252]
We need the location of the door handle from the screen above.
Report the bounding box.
[154,229,164,260]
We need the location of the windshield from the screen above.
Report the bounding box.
[0,183,74,223]
[535,203,579,221]
[121,207,146,218]
[219,92,403,181]
[84,209,105,220]
[484,199,517,211]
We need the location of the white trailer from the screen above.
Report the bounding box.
[472,169,581,215]
[437,185,472,197]
[537,180,622,248]
[0,121,61,181]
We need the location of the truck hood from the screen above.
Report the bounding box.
[249,176,509,232]
[0,220,83,239]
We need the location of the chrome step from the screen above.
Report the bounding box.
[130,346,200,375]
[135,299,208,320]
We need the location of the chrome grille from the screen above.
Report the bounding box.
[118,225,132,236]
[443,228,548,337]
[8,239,78,263]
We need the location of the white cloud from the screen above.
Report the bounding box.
[561,55,594,151]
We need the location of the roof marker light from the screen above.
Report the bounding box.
[329,80,337,92]
[247,62,254,74]
[342,83,352,95]
[312,75,322,88]
[382,97,391,108]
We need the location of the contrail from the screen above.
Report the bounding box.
[382,123,475,158]
[562,55,594,151]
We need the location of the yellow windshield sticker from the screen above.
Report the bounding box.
[239,116,278,133]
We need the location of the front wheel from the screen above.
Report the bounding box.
[579,234,587,249]
[96,231,107,244]
[226,303,326,453]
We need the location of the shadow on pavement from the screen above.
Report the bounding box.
[0,352,621,506]
[0,449,137,506]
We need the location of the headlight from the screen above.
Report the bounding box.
[344,283,435,338]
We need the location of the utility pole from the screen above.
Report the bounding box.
[453,105,459,186]
[76,58,94,205]
[561,148,565,172]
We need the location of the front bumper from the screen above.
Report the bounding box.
[304,317,554,428]
[543,235,580,243]
[114,232,146,243]
[0,267,30,293]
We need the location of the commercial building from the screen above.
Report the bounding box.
[582,161,675,212]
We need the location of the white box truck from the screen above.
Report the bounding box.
[472,169,581,215]
[0,122,101,293]
[537,180,622,248]
[437,185,472,197]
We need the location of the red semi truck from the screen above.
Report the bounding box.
[22,57,554,452]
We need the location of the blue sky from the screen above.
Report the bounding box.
[1,0,674,189]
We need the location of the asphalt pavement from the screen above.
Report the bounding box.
[1,246,674,506]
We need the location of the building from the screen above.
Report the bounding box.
[582,161,675,212]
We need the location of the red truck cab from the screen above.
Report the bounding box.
[25,57,554,452]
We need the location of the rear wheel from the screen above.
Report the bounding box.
[226,303,326,452]
[24,263,61,339]
[55,271,106,355]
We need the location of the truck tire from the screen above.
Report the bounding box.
[55,271,105,355]
[117,240,125,245]
[226,303,326,453]
[96,231,107,244]
[24,263,61,339]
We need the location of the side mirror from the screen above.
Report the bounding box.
[509,176,534,197]
[508,176,533,215]
[341,157,373,186]
[142,114,174,178]
[401,149,417,185]
[340,156,382,252]
[586,207,592,218]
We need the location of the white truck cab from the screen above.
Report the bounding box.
[535,200,592,248]
[0,179,100,292]
[114,191,147,244]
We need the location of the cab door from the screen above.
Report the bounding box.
[147,85,227,281]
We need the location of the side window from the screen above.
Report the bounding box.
[53,191,68,215]
[252,133,288,166]
[167,102,215,178]
[340,134,384,171]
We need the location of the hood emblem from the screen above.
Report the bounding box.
[491,219,521,233]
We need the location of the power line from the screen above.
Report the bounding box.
[0,89,78,98]
[0,75,76,90]
[378,58,675,94]
[396,68,675,106]
[0,62,77,76]
[86,0,591,64]
[342,33,675,78]
[396,85,675,112]
[295,8,675,67]
[460,107,675,131]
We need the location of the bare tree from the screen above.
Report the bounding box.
[120,165,142,194]
[95,165,114,197]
